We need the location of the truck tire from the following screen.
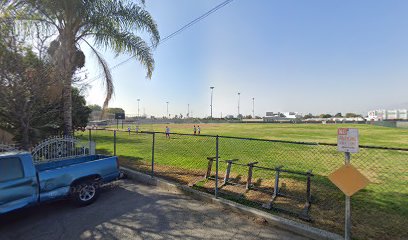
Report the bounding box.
[72,180,100,206]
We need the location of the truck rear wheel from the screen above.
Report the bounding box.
[72,180,100,206]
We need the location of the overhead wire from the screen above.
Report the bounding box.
[84,0,234,84]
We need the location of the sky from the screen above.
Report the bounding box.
[82,0,408,118]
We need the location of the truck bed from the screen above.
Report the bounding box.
[35,155,111,171]
[35,155,120,202]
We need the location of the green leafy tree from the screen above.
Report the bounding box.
[88,104,102,111]
[319,114,333,118]
[0,27,54,148]
[106,108,125,114]
[334,112,343,117]
[0,16,92,148]
[7,0,160,135]
[72,88,92,130]
[303,113,315,119]
[345,113,360,118]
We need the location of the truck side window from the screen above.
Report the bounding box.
[0,157,24,182]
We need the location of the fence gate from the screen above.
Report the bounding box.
[31,136,95,162]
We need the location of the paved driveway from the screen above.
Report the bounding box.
[0,180,309,240]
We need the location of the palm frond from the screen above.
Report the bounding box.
[89,20,155,79]
[83,40,113,117]
[84,0,160,47]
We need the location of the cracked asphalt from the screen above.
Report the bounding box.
[0,180,309,240]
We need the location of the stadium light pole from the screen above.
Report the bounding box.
[166,101,169,118]
[187,103,190,118]
[237,92,241,117]
[252,97,255,118]
[210,87,214,119]
[137,99,140,117]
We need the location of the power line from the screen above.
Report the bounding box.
[85,0,234,84]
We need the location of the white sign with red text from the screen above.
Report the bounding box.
[337,128,359,153]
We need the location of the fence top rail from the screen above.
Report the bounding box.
[91,129,408,152]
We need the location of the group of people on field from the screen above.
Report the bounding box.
[126,125,202,139]
[127,125,140,135]
[193,125,201,135]
[164,125,201,139]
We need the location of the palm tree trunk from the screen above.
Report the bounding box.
[59,33,76,136]
[62,78,73,135]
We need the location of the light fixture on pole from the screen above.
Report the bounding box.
[252,97,255,118]
[137,99,140,117]
[237,92,241,117]
[210,87,214,119]
[166,101,169,118]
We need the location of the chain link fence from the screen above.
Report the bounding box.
[75,128,408,240]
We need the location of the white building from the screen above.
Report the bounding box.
[264,112,303,121]
[367,109,408,121]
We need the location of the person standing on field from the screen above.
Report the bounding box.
[136,125,139,134]
[198,125,201,135]
[127,126,131,135]
[193,125,196,135]
[165,126,170,139]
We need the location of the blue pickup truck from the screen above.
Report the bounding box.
[0,152,121,215]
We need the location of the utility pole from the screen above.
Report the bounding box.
[137,99,140,117]
[210,87,214,119]
[187,104,190,118]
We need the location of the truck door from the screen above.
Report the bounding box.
[0,156,38,214]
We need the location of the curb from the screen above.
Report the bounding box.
[121,167,343,240]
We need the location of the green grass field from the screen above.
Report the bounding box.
[76,123,408,239]
[115,123,408,148]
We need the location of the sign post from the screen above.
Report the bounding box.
[344,151,351,240]
[329,128,369,240]
[337,128,358,240]
[115,112,125,130]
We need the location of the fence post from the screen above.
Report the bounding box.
[151,132,155,177]
[345,152,351,240]
[114,130,117,156]
[215,135,219,198]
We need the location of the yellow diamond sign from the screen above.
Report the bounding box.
[328,164,370,196]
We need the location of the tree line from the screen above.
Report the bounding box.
[0,20,91,149]
[0,0,160,148]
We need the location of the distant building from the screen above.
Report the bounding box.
[303,117,365,123]
[263,112,303,122]
[368,109,408,121]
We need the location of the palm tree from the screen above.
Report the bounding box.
[8,0,160,135]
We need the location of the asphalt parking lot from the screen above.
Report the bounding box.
[0,180,309,240]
